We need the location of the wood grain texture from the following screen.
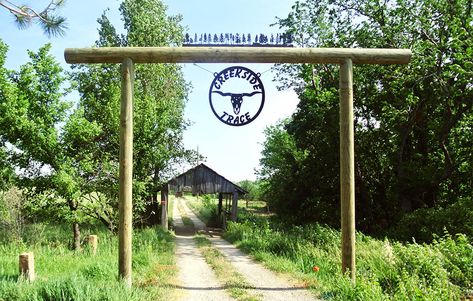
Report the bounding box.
[65,47,412,65]
[231,190,238,222]
[161,185,169,231]
[339,58,356,282]
[87,235,98,255]
[19,252,35,282]
[118,58,134,287]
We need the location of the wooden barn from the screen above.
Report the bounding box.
[167,163,247,223]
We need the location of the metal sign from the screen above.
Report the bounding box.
[209,66,265,126]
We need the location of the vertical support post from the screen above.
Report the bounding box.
[231,190,238,222]
[161,184,169,230]
[87,235,98,255]
[218,192,224,228]
[19,252,35,282]
[119,57,134,287]
[218,192,223,216]
[339,58,356,282]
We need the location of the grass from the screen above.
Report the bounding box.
[175,199,194,228]
[185,194,219,225]
[194,235,260,301]
[0,223,177,301]
[221,206,473,301]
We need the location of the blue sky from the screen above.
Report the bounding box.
[0,0,300,182]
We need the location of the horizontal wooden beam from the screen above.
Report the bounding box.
[64,47,412,65]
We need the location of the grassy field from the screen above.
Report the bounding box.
[0,223,176,301]
[186,194,473,300]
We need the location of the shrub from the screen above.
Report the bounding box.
[224,213,470,300]
[390,197,473,242]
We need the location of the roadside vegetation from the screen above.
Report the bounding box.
[225,204,473,300]
[0,223,176,301]
[185,194,221,226]
[188,196,473,300]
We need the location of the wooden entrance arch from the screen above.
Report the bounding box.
[64,46,412,286]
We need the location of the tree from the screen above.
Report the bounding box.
[0,40,15,191]
[237,179,263,207]
[0,0,67,37]
[71,0,198,228]
[258,120,311,219]
[0,42,101,249]
[261,0,472,236]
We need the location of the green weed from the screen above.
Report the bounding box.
[223,213,470,300]
[0,224,176,301]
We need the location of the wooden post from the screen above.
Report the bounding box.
[231,190,238,222]
[118,57,134,287]
[218,192,223,216]
[87,235,98,255]
[161,184,169,230]
[222,214,227,230]
[65,47,412,65]
[339,58,356,282]
[19,252,35,282]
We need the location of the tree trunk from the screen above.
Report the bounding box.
[67,199,81,251]
[72,222,81,251]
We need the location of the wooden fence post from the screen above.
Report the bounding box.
[88,235,98,255]
[19,252,35,282]
[161,184,169,230]
[118,57,134,287]
[339,58,356,282]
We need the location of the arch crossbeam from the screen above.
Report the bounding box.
[64,46,411,65]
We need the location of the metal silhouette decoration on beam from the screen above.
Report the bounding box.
[183,33,294,47]
[209,66,265,126]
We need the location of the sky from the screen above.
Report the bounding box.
[0,0,300,182]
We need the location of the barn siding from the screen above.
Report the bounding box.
[168,164,246,195]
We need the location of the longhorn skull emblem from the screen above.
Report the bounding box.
[212,91,262,114]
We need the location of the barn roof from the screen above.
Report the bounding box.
[168,163,247,195]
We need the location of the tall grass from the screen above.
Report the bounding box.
[185,194,220,226]
[0,223,176,301]
[224,210,473,300]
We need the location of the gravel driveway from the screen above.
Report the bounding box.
[173,197,319,301]
[173,198,234,301]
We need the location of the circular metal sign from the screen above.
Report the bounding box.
[209,66,265,126]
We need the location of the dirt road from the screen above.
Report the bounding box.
[173,197,318,301]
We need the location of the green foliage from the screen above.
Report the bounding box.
[70,0,198,228]
[237,180,263,201]
[389,197,473,242]
[186,195,220,227]
[0,40,102,248]
[0,224,176,301]
[260,0,473,237]
[0,187,24,243]
[0,0,67,37]
[224,211,472,300]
